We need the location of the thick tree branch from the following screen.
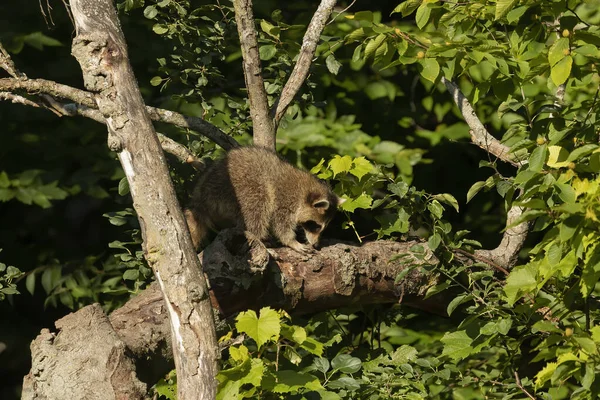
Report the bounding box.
[68,0,218,398]
[233,0,275,149]
[23,237,444,398]
[272,0,337,127]
[0,77,238,150]
[442,77,529,269]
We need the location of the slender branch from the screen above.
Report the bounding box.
[145,105,239,150]
[442,77,524,167]
[442,77,529,270]
[514,371,537,400]
[272,0,337,127]
[0,77,238,150]
[232,0,275,149]
[0,92,43,109]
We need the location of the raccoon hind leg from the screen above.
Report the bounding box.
[184,209,210,250]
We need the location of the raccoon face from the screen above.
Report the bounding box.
[298,192,345,247]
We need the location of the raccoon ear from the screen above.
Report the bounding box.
[313,199,330,209]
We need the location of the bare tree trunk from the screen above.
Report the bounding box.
[68,0,218,398]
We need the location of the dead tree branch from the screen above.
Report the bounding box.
[272,0,337,128]
[442,77,529,269]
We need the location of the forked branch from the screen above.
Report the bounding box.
[442,77,529,269]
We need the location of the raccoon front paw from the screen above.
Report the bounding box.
[289,241,316,255]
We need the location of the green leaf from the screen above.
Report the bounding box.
[349,157,374,180]
[427,200,443,219]
[495,0,519,20]
[118,178,130,196]
[555,183,576,204]
[550,55,572,86]
[433,193,459,212]
[529,144,547,172]
[535,362,557,389]
[506,6,529,23]
[281,324,306,344]
[26,272,36,295]
[329,155,353,177]
[259,45,277,61]
[388,181,409,198]
[152,24,169,35]
[364,34,386,60]
[575,337,598,356]
[353,11,374,22]
[260,20,280,40]
[415,3,431,29]
[271,370,322,393]
[391,345,418,364]
[447,294,471,316]
[428,233,441,251]
[235,307,281,349]
[340,193,373,213]
[351,44,363,62]
[467,181,486,203]
[504,263,538,306]
[418,58,440,83]
[144,5,158,19]
[548,38,570,67]
[0,172,9,188]
[299,337,325,356]
[150,76,162,86]
[441,330,474,361]
[547,145,569,168]
[391,0,421,17]
[567,144,598,162]
[123,269,139,281]
[331,354,362,373]
[313,357,330,373]
[326,55,342,75]
[582,246,600,298]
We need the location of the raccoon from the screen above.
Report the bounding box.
[184,146,344,254]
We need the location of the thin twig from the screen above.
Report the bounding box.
[327,0,355,25]
[514,371,537,400]
[453,248,509,275]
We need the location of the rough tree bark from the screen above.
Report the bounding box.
[67,0,217,399]
[233,0,275,149]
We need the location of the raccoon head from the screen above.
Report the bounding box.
[298,190,345,248]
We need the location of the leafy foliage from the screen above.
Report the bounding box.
[4,0,600,399]
[0,250,23,301]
